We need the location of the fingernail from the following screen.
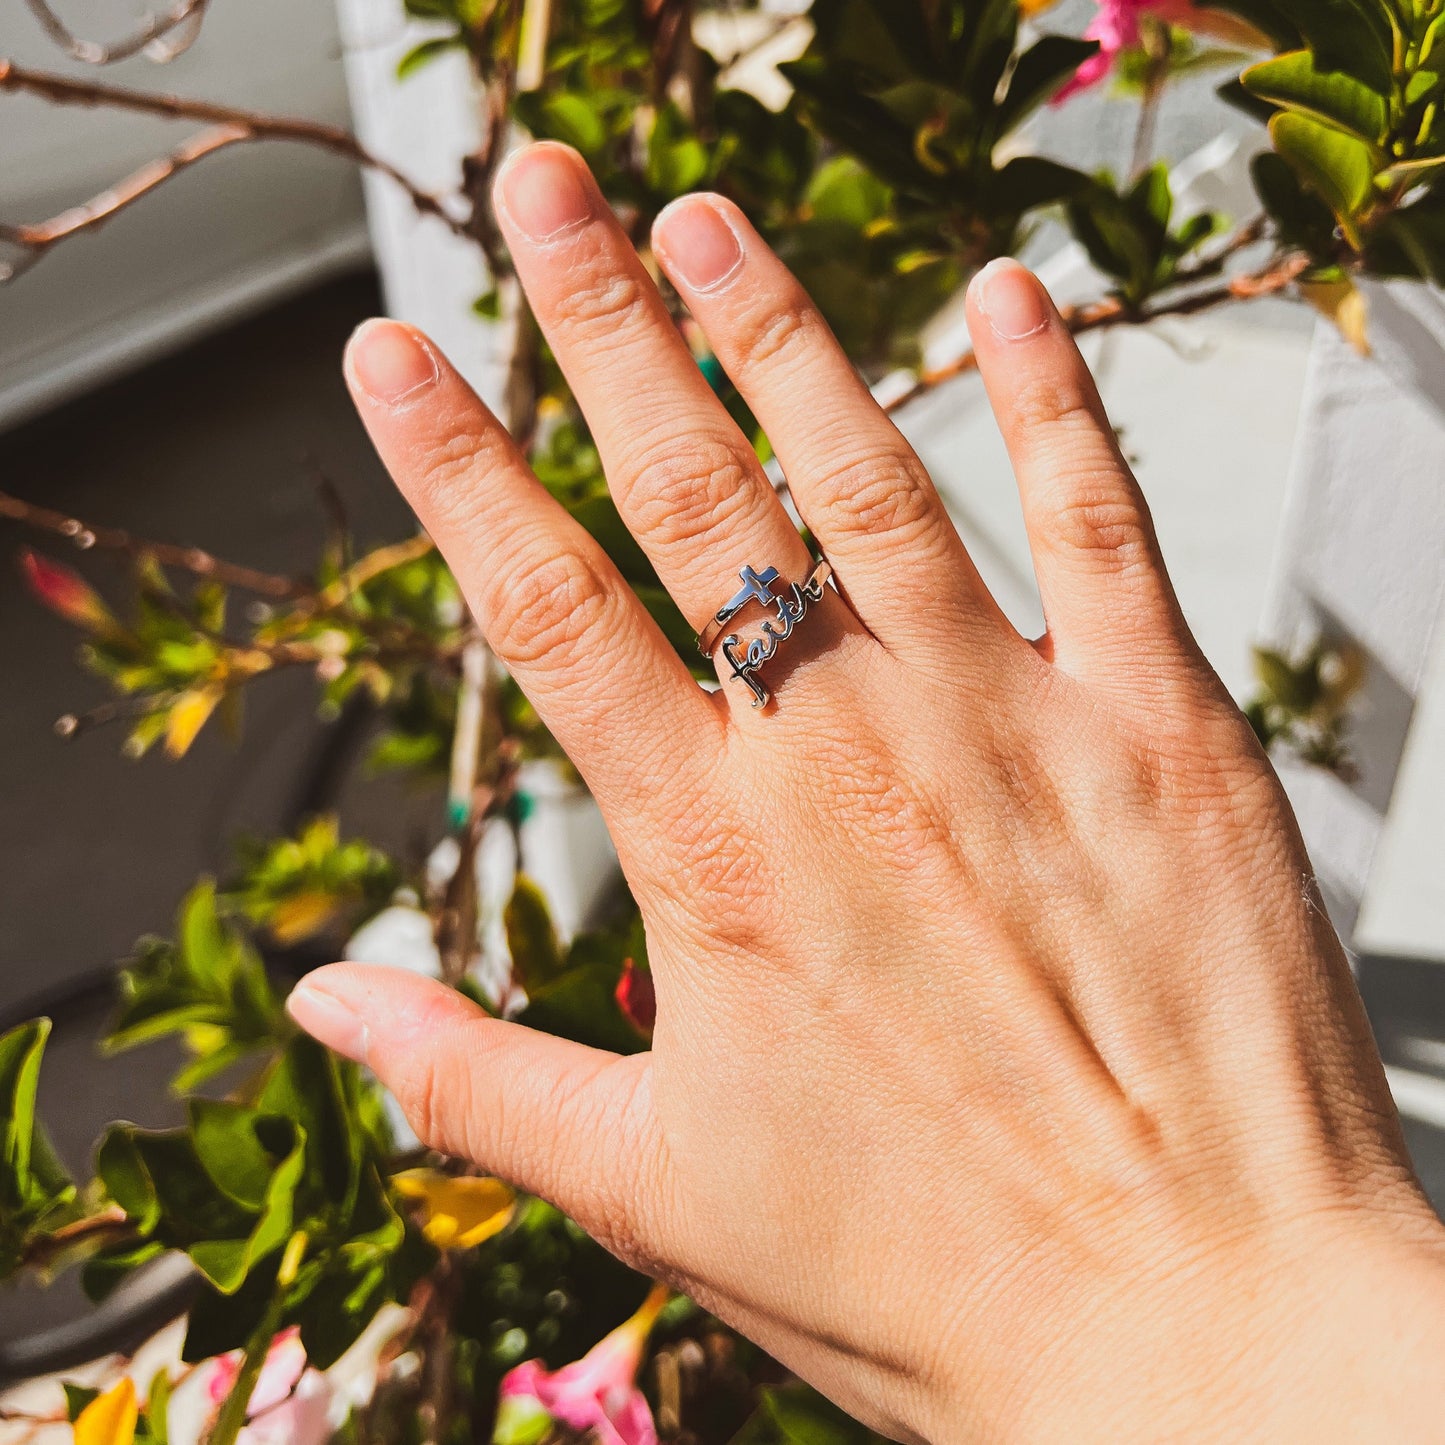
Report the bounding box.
[976,259,1052,341]
[655,196,745,292]
[497,143,595,241]
[287,981,370,1064]
[348,319,438,405]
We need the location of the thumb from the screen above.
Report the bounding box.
[287,963,663,1266]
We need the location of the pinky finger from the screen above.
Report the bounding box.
[966,260,1201,683]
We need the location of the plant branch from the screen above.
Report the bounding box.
[0,488,307,598]
[20,1205,133,1271]
[1,123,251,280]
[23,0,211,66]
[298,534,439,618]
[0,58,472,278]
[886,244,1306,415]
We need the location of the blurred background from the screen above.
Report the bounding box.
[2,0,1444,1365]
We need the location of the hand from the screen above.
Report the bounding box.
[288,143,1445,1442]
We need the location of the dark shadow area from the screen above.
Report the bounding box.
[0,272,445,1361]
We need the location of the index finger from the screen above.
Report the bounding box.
[345,317,722,824]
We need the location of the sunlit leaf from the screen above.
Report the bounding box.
[1269,111,1379,246]
[164,685,224,759]
[1243,50,1387,143]
[1301,276,1371,354]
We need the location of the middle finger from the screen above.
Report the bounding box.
[492,143,841,650]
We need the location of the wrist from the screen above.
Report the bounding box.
[918,1206,1445,1444]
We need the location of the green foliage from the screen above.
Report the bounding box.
[0,1020,75,1273]
[1235,0,1445,276]
[508,878,650,1055]
[89,1035,415,1368]
[778,0,1094,345]
[733,1386,890,1444]
[229,816,399,948]
[1246,640,1365,780]
[106,881,283,1091]
[1067,166,1225,308]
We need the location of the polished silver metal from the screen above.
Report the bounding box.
[698,560,833,708]
[697,565,784,657]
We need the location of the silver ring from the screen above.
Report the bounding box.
[698,560,833,708]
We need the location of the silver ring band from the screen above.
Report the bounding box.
[698,560,834,708]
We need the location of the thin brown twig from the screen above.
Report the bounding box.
[0,58,472,276]
[19,1205,133,1270]
[0,488,307,598]
[1,123,250,276]
[886,243,1305,415]
[23,0,210,66]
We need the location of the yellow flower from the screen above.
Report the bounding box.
[73,1378,138,1445]
[392,1170,516,1250]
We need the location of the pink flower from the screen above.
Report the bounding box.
[494,1284,670,1445]
[1054,1,1265,100]
[205,1327,307,1412]
[193,1327,334,1445]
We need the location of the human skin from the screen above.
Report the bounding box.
[287,142,1445,1442]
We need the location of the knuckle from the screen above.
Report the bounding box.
[1011,373,1102,439]
[552,268,648,337]
[814,446,940,544]
[486,546,615,669]
[731,293,819,371]
[624,435,760,552]
[408,421,514,527]
[1043,481,1155,576]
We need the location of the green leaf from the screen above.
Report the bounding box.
[189,1100,283,1212]
[988,157,1092,214]
[1243,50,1388,142]
[145,1369,171,1445]
[1368,191,1445,281]
[806,157,892,228]
[1272,0,1394,91]
[645,102,712,199]
[516,933,645,1055]
[505,876,565,993]
[259,1036,360,1220]
[1253,647,1322,711]
[122,1130,255,1240]
[514,90,612,157]
[996,37,1102,135]
[396,34,465,80]
[180,880,229,982]
[182,1258,281,1362]
[187,1140,301,1294]
[64,1384,102,1423]
[0,1019,49,1215]
[1251,151,1341,254]
[733,1385,888,1444]
[293,1254,390,1369]
[1270,110,1380,245]
[96,1127,161,1231]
